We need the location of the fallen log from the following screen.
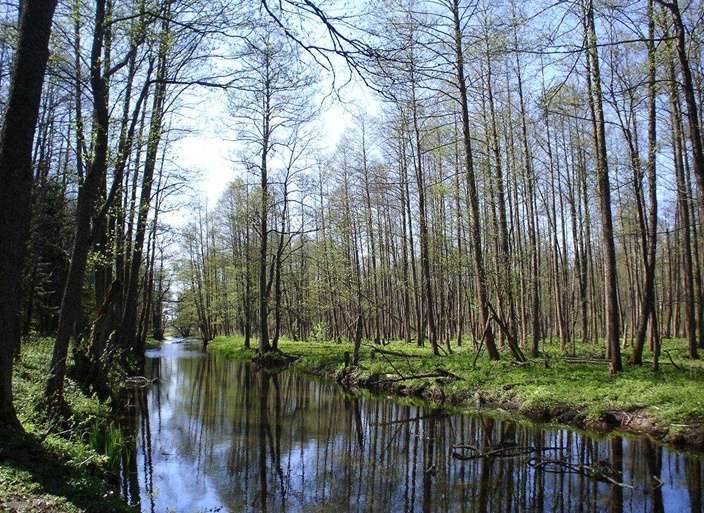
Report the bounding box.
[370,347,424,359]
[563,357,609,364]
[563,354,686,370]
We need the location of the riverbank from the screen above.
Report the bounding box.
[0,337,132,513]
[209,335,704,450]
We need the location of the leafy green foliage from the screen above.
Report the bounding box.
[0,338,132,513]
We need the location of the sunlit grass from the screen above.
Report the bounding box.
[209,334,704,434]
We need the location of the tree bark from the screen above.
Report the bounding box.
[657,0,704,210]
[633,0,659,365]
[0,0,58,428]
[451,0,499,360]
[584,0,622,372]
[46,0,111,412]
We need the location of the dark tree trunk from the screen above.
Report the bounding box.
[633,0,659,365]
[669,60,699,359]
[657,0,704,210]
[584,0,622,372]
[120,13,169,365]
[0,0,58,428]
[259,136,271,353]
[46,0,111,412]
[451,0,499,360]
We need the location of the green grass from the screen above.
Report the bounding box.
[209,334,704,442]
[144,336,161,349]
[0,337,132,513]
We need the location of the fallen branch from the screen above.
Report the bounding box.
[663,349,683,370]
[369,368,463,385]
[452,444,562,461]
[487,301,526,363]
[124,376,158,388]
[471,320,492,368]
[563,357,609,364]
[370,347,424,359]
[527,458,634,488]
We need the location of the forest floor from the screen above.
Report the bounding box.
[209,335,704,450]
[0,337,132,513]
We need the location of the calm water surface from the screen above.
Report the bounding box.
[119,338,703,513]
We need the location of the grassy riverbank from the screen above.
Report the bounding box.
[0,337,132,513]
[209,335,704,449]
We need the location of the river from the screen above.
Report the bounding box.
[118,337,703,513]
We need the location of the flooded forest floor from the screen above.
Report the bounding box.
[0,338,132,513]
[210,335,704,451]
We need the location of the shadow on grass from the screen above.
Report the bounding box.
[0,424,132,513]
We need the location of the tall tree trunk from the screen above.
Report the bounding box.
[513,24,542,356]
[244,194,253,349]
[257,46,273,353]
[410,78,439,356]
[633,0,659,365]
[657,0,704,209]
[0,0,58,428]
[584,0,622,372]
[120,12,169,365]
[46,0,112,411]
[485,45,516,343]
[451,0,499,359]
[669,59,699,359]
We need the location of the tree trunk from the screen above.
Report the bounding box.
[451,0,499,360]
[584,0,622,372]
[658,0,704,210]
[0,0,58,428]
[633,0,659,365]
[46,0,111,412]
[669,59,699,359]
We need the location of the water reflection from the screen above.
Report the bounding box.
[121,340,703,513]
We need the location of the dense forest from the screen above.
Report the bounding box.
[3,0,704,421]
[4,0,704,509]
[175,0,704,375]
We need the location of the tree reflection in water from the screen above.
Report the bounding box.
[121,341,703,513]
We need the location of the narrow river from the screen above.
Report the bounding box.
[119,338,703,513]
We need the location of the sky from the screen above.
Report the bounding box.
[165,79,378,234]
[165,2,381,226]
[173,87,359,207]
